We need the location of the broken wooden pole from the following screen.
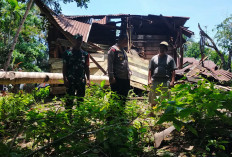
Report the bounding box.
[0,71,109,85]
[154,126,175,148]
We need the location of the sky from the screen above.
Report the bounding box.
[60,0,232,41]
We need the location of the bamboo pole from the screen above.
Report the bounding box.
[0,72,109,85]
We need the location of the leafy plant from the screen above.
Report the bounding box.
[32,86,50,101]
[0,82,151,156]
[155,79,232,155]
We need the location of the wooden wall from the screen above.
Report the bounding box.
[132,35,174,60]
[49,51,149,90]
[49,53,107,75]
[48,24,67,58]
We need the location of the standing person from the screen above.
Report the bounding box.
[106,35,131,155]
[108,34,131,106]
[63,34,90,116]
[148,41,177,107]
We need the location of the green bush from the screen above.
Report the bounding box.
[0,82,149,156]
[155,79,232,155]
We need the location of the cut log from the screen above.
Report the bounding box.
[0,72,109,85]
[154,126,175,148]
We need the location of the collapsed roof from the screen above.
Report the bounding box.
[176,57,232,85]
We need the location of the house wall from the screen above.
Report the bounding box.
[132,35,174,59]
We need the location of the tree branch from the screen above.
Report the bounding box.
[25,113,141,157]
[198,23,227,69]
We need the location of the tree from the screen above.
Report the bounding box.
[198,24,227,70]
[184,41,221,66]
[0,1,48,71]
[184,41,201,59]
[3,0,34,71]
[185,23,232,71]
[0,0,21,66]
[3,0,90,71]
[214,15,232,72]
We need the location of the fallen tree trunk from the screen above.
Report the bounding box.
[0,72,109,85]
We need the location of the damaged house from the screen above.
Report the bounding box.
[35,0,232,94]
[35,0,194,93]
[0,0,231,93]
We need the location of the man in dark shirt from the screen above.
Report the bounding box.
[108,35,131,105]
[63,34,90,115]
[148,41,177,107]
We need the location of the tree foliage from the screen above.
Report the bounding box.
[214,14,232,71]
[155,79,232,155]
[185,15,232,71]
[35,0,90,14]
[184,41,221,66]
[2,0,90,71]
[0,0,48,71]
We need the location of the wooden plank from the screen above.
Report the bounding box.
[144,50,173,55]
[94,62,107,75]
[49,58,62,64]
[51,61,62,69]
[131,70,147,80]
[49,56,106,66]
[129,62,148,72]
[132,40,168,44]
[144,53,174,60]
[143,55,154,59]
[90,69,99,75]
[129,64,148,75]
[131,75,147,85]
[89,53,105,62]
[56,38,72,47]
[144,47,173,51]
[89,61,106,68]
[127,53,149,66]
[130,80,146,90]
[50,86,66,95]
[51,69,62,73]
[50,55,105,70]
[133,42,160,47]
[132,35,168,40]
[90,54,107,75]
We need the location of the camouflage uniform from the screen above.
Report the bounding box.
[63,49,89,108]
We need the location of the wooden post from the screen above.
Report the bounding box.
[179,28,183,69]
[170,37,177,65]
[89,55,107,75]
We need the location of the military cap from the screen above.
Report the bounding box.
[74,34,83,40]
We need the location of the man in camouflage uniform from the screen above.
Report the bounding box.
[63,34,90,113]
